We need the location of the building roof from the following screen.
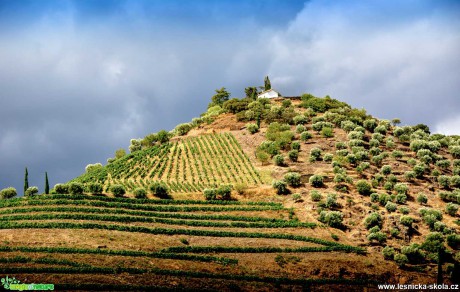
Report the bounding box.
[257,89,281,96]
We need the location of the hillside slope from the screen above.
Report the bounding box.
[1,93,459,290]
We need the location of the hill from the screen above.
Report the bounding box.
[0,90,459,291]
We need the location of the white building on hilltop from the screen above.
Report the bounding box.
[257,89,281,99]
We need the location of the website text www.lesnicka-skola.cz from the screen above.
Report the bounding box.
[378,283,459,290]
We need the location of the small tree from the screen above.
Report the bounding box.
[264,76,271,91]
[400,216,414,228]
[273,154,285,166]
[284,172,301,187]
[87,182,103,195]
[288,150,299,162]
[24,167,29,196]
[134,188,147,199]
[115,148,127,159]
[203,189,217,200]
[318,211,343,228]
[394,254,409,267]
[216,185,232,200]
[110,184,126,197]
[309,175,324,188]
[272,180,289,195]
[446,203,459,216]
[382,246,395,260]
[149,182,169,198]
[209,87,230,107]
[45,172,50,194]
[356,180,372,195]
[54,184,69,194]
[310,190,322,201]
[69,182,84,195]
[364,212,382,229]
[25,186,39,197]
[246,123,259,134]
[417,193,428,205]
[0,187,17,199]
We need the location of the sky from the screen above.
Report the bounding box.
[0,0,459,194]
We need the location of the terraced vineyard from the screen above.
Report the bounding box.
[0,194,375,290]
[73,133,262,193]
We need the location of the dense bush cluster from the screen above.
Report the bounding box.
[0,187,17,199]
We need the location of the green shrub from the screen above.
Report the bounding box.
[370,193,379,203]
[450,176,460,188]
[394,183,409,195]
[310,190,322,201]
[291,141,301,151]
[394,254,408,267]
[364,212,382,229]
[356,180,372,195]
[446,203,459,216]
[381,165,392,175]
[400,216,413,227]
[134,188,147,199]
[272,180,289,195]
[149,182,169,198]
[407,158,417,166]
[216,185,232,200]
[293,115,308,125]
[322,153,333,163]
[369,139,380,148]
[420,208,443,229]
[374,125,387,135]
[246,123,259,134]
[295,125,306,134]
[110,184,126,197]
[395,194,407,204]
[417,193,428,205]
[391,150,403,159]
[413,164,426,178]
[309,175,324,188]
[438,175,450,189]
[383,246,395,260]
[422,232,445,253]
[273,154,285,166]
[401,244,425,264]
[404,171,416,181]
[368,232,387,244]
[25,186,39,197]
[347,131,364,140]
[174,123,192,136]
[390,228,400,237]
[399,206,409,214]
[203,189,217,200]
[288,150,299,162]
[292,193,302,202]
[0,187,17,199]
[385,202,397,212]
[284,172,301,187]
[450,146,460,158]
[310,148,322,161]
[325,193,338,208]
[321,127,334,138]
[447,234,460,249]
[69,182,84,195]
[300,131,312,141]
[87,182,103,195]
[335,142,347,149]
[436,159,451,169]
[363,119,377,131]
[54,184,69,194]
[318,211,343,228]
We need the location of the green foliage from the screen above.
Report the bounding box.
[438,175,450,189]
[364,212,382,229]
[394,253,408,267]
[87,183,103,195]
[318,211,343,228]
[44,172,49,195]
[309,175,324,188]
[310,147,322,161]
[413,163,426,178]
[291,141,300,151]
[216,185,232,200]
[321,127,334,138]
[223,98,249,114]
[174,123,192,136]
[69,182,84,195]
[295,124,306,133]
[133,188,147,199]
[0,187,17,199]
[450,175,460,188]
[400,216,413,227]
[394,183,409,195]
[293,115,308,125]
[300,131,312,141]
[24,186,38,197]
[385,202,397,212]
[420,208,443,229]
[288,150,299,162]
[310,190,322,202]
[391,150,403,159]
[381,165,392,175]
[395,194,407,204]
[24,167,28,196]
[273,154,285,166]
[284,172,301,187]
[367,232,387,244]
[272,180,289,195]
[421,232,445,253]
[399,206,410,214]
[383,246,395,260]
[246,123,259,134]
[404,171,416,181]
[323,153,334,162]
[203,188,217,200]
[356,180,372,195]
[446,203,459,216]
[370,193,379,203]
[417,193,428,205]
[209,87,230,108]
[301,94,349,113]
[450,146,460,159]
[447,234,460,249]
[156,130,172,144]
[264,76,271,91]
[149,182,169,198]
[54,184,69,194]
[110,184,126,197]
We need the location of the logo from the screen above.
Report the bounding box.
[1,276,54,291]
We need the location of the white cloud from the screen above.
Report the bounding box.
[434,116,460,136]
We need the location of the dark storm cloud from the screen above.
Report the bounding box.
[0,0,459,193]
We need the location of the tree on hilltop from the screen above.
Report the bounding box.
[208,87,230,108]
[264,76,271,91]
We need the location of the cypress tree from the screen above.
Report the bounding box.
[45,172,50,194]
[24,167,29,195]
[264,76,271,91]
